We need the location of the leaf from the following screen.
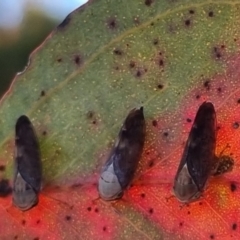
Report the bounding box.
[0,0,240,239]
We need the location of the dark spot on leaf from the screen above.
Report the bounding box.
[115,66,119,70]
[217,87,222,93]
[103,226,107,232]
[42,131,47,136]
[232,223,237,230]
[129,61,136,68]
[55,149,61,155]
[163,132,169,137]
[0,179,12,197]
[185,19,191,26]
[40,90,45,97]
[95,208,99,213]
[208,11,214,17]
[33,238,39,240]
[230,183,237,192]
[14,236,18,240]
[149,208,154,214]
[113,49,123,56]
[0,165,5,171]
[57,58,62,62]
[65,215,71,221]
[158,59,164,66]
[92,120,97,125]
[204,80,211,90]
[189,10,195,14]
[150,22,154,26]
[199,202,203,205]
[107,18,117,29]
[213,47,222,59]
[153,39,158,45]
[179,222,183,227]
[58,14,71,29]
[157,84,164,89]
[36,219,40,224]
[21,220,26,226]
[87,207,92,212]
[141,193,145,198]
[217,125,221,131]
[196,94,200,99]
[53,185,61,190]
[210,234,215,239]
[136,70,142,78]
[148,160,154,167]
[145,0,154,6]
[187,211,190,215]
[237,98,240,104]
[152,120,158,127]
[74,55,81,65]
[87,111,94,119]
[233,122,239,129]
[186,118,192,123]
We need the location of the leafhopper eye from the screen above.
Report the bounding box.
[13,115,42,211]
[98,107,146,201]
[173,102,216,203]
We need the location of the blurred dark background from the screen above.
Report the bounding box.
[0,0,87,96]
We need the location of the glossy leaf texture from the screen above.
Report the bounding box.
[0,0,240,239]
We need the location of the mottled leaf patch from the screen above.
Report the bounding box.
[113,49,123,56]
[203,80,211,91]
[213,46,225,60]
